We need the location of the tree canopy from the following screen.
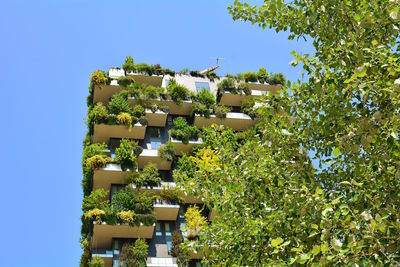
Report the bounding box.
[175,0,400,265]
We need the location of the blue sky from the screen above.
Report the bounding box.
[0,1,312,266]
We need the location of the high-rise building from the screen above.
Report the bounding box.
[81,60,283,267]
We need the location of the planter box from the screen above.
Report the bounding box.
[92,123,146,143]
[170,137,203,155]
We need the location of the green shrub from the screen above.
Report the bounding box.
[123,56,135,72]
[86,155,109,170]
[243,71,258,82]
[116,112,132,127]
[166,79,191,105]
[269,72,286,85]
[88,256,104,267]
[241,98,258,118]
[214,105,231,119]
[115,139,137,168]
[159,188,183,204]
[85,208,106,224]
[135,63,154,76]
[119,239,149,267]
[206,71,218,81]
[257,67,269,83]
[192,102,211,118]
[133,194,154,214]
[82,143,108,165]
[158,141,175,161]
[132,105,145,118]
[131,163,162,188]
[111,187,135,211]
[163,68,175,76]
[117,76,135,87]
[238,82,251,95]
[90,70,108,91]
[117,210,135,225]
[171,230,188,265]
[196,88,215,107]
[136,213,157,226]
[88,103,108,125]
[170,117,200,144]
[184,206,207,239]
[218,78,236,93]
[142,85,164,99]
[80,238,91,267]
[82,189,110,213]
[109,93,131,115]
[126,83,141,99]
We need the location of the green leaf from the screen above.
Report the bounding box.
[271,237,284,247]
[332,147,340,157]
[311,245,321,256]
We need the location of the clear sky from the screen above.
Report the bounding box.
[0,1,313,266]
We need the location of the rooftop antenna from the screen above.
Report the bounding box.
[200,57,225,74]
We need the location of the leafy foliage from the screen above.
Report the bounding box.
[123,55,135,72]
[257,67,269,83]
[116,112,132,127]
[115,139,138,168]
[82,189,109,213]
[86,155,109,170]
[242,71,258,82]
[166,79,191,105]
[90,70,108,91]
[118,239,148,267]
[109,93,131,115]
[130,163,162,188]
[88,256,104,267]
[214,105,231,119]
[84,208,105,224]
[88,103,108,125]
[184,206,207,240]
[170,117,200,144]
[158,141,175,161]
[111,188,135,211]
[117,210,136,225]
[79,238,91,267]
[195,88,215,108]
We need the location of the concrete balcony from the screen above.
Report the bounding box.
[93,80,122,105]
[219,89,268,107]
[247,81,281,92]
[126,71,163,87]
[92,123,146,143]
[170,137,203,155]
[153,200,180,221]
[194,112,257,131]
[131,182,177,191]
[93,163,131,196]
[128,97,193,116]
[137,149,172,170]
[92,222,155,249]
[145,109,168,127]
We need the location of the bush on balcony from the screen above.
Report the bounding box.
[116,112,132,127]
[115,139,138,169]
[119,239,149,267]
[237,82,251,95]
[109,93,131,115]
[257,67,269,83]
[84,208,106,224]
[130,163,161,188]
[132,105,145,118]
[88,103,108,125]
[117,210,136,225]
[166,79,191,105]
[86,155,110,170]
[171,231,189,265]
[159,188,184,204]
[170,117,200,144]
[241,98,258,119]
[206,71,218,81]
[90,70,108,91]
[135,63,154,76]
[196,88,215,107]
[269,72,286,85]
[243,71,258,82]
[158,141,175,161]
[192,102,211,118]
[123,55,135,72]
[174,154,196,180]
[214,105,231,119]
[142,85,164,100]
[184,206,207,240]
[117,75,135,87]
[218,77,236,93]
[111,188,135,211]
[80,238,91,267]
[82,189,110,213]
[88,256,104,267]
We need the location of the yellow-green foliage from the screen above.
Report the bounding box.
[85,208,105,224]
[86,155,109,170]
[80,238,91,267]
[88,255,104,267]
[117,210,135,224]
[191,146,220,171]
[90,70,108,90]
[117,112,132,127]
[184,206,207,238]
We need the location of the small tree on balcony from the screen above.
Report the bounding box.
[119,239,149,267]
[88,256,104,267]
[166,79,191,105]
[115,139,138,169]
[123,55,135,72]
[184,206,207,240]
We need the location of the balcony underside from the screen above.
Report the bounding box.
[92,124,146,143]
[145,110,168,127]
[93,164,127,195]
[93,84,122,105]
[219,92,252,107]
[92,223,155,249]
[154,204,180,221]
[193,113,257,131]
[138,149,172,170]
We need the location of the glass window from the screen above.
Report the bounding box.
[165,79,169,87]
[156,222,162,236]
[195,82,210,92]
[149,128,161,150]
[166,241,172,252]
[165,223,171,236]
[110,185,125,200]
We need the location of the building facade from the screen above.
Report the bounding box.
[81,61,282,267]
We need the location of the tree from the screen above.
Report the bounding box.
[118,239,148,267]
[88,256,104,267]
[176,0,400,265]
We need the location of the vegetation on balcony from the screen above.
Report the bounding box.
[171,230,189,266]
[90,70,109,92]
[184,206,207,240]
[217,77,251,95]
[170,117,200,144]
[115,139,141,170]
[166,78,192,105]
[127,163,162,188]
[122,55,175,76]
[225,68,286,85]
[158,187,184,204]
[118,239,149,267]
[122,55,135,72]
[88,255,104,267]
[158,141,175,161]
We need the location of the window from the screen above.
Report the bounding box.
[164,79,169,87]
[156,222,162,236]
[195,82,210,92]
[149,128,161,150]
[165,223,171,237]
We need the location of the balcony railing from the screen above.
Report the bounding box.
[92,222,155,249]
[194,112,257,131]
[170,137,203,155]
[92,123,146,143]
[137,149,172,170]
